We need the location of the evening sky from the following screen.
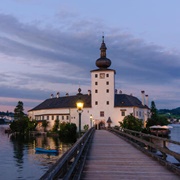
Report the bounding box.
[0,0,179,112]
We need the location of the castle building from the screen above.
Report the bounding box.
[28,37,150,131]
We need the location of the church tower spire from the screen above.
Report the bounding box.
[100,35,107,58]
[96,36,111,69]
[91,36,115,128]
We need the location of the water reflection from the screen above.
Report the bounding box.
[0,125,72,179]
[10,135,34,168]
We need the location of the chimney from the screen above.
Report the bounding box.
[145,95,149,106]
[115,89,117,94]
[51,94,54,98]
[141,91,145,106]
[57,92,60,98]
[88,90,91,95]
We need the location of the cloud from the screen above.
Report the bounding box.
[0,12,179,111]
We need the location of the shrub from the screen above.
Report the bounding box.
[119,114,143,132]
[59,122,77,142]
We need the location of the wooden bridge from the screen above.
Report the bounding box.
[40,128,180,180]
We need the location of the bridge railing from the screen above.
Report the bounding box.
[108,128,180,175]
[40,127,95,180]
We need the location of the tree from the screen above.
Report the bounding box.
[52,119,59,132]
[59,122,77,142]
[10,116,29,134]
[146,101,169,128]
[10,101,38,134]
[28,120,38,131]
[42,120,49,132]
[119,114,143,131]
[150,101,158,120]
[14,101,24,121]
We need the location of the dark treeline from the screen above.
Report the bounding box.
[0,111,14,117]
[158,107,180,116]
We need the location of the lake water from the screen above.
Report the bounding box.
[0,124,180,179]
[162,124,180,163]
[0,125,72,180]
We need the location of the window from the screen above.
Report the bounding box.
[121,111,125,116]
[52,115,54,120]
[106,89,109,93]
[106,81,109,85]
[95,89,98,93]
[66,116,69,120]
[139,111,141,117]
[56,115,59,120]
[47,116,49,120]
[62,116,64,120]
[95,74,98,78]
[95,82,98,85]
[95,101,98,105]
[106,101,109,105]
[136,111,138,116]
[106,74,109,77]
[100,111,104,117]
[120,109,126,116]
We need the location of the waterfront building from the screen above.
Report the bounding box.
[28,37,150,131]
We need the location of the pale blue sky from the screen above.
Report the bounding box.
[0,0,179,112]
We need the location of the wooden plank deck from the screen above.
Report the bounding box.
[81,130,180,180]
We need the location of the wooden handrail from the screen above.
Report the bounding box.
[108,128,180,175]
[123,128,180,145]
[40,128,95,180]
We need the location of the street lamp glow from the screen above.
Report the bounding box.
[76,99,84,137]
[76,100,84,111]
[90,114,93,128]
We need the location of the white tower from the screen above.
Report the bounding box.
[91,36,116,128]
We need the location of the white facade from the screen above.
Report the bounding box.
[91,69,115,127]
[28,37,150,131]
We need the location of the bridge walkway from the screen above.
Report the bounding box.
[81,130,180,180]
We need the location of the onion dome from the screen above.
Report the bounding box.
[96,36,111,69]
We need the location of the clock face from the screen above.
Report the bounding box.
[100,73,105,79]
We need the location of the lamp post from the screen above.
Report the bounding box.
[90,114,93,128]
[76,99,84,137]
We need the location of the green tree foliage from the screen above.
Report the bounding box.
[84,124,89,131]
[42,120,49,132]
[14,101,24,121]
[156,115,169,126]
[150,101,158,120]
[10,101,37,134]
[119,114,143,131]
[52,119,59,132]
[28,120,38,131]
[146,101,169,128]
[10,116,29,134]
[59,122,77,142]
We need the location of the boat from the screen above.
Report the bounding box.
[35,147,58,153]
[149,125,173,137]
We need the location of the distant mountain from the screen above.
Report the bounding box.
[158,107,180,116]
